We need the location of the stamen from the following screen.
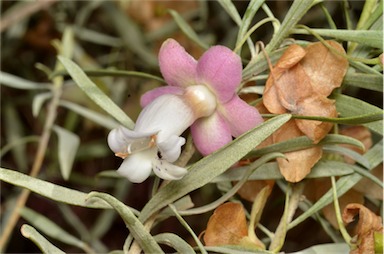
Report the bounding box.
[115,152,129,159]
[126,135,157,154]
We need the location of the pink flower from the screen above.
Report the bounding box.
[142,39,263,155]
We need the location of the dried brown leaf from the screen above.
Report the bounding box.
[340,126,372,164]
[353,164,383,200]
[294,96,337,143]
[301,41,348,97]
[273,120,322,182]
[343,204,383,254]
[237,180,275,202]
[204,202,248,246]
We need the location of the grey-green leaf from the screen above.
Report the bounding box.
[87,191,164,254]
[53,125,80,180]
[20,207,88,250]
[335,94,383,135]
[292,29,383,49]
[59,100,119,130]
[0,167,111,209]
[139,114,291,223]
[58,56,134,129]
[0,71,51,90]
[169,9,209,49]
[21,224,65,254]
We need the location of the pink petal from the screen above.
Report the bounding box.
[140,86,184,107]
[220,95,263,137]
[196,46,242,103]
[159,38,197,88]
[190,112,232,156]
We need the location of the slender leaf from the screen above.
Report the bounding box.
[335,94,383,135]
[20,207,88,250]
[213,160,355,182]
[59,100,119,130]
[247,134,365,158]
[0,71,51,90]
[289,140,383,229]
[217,0,242,25]
[265,0,317,53]
[290,243,349,254]
[21,225,65,254]
[87,191,164,254]
[53,125,80,180]
[139,114,291,223]
[32,92,52,117]
[0,167,112,209]
[169,9,209,49]
[169,205,207,254]
[292,28,383,49]
[235,0,264,54]
[58,56,135,129]
[154,233,195,253]
[102,2,157,67]
[343,73,383,92]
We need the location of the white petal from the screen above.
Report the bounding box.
[117,150,154,183]
[157,135,186,162]
[107,128,127,153]
[152,159,188,180]
[135,94,196,139]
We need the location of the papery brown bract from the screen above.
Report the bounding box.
[262,41,348,182]
[273,120,322,182]
[343,204,383,254]
[203,202,248,246]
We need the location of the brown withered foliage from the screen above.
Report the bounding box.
[203,202,264,249]
[343,204,383,254]
[263,41,349,182]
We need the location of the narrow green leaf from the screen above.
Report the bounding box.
[53,125,80,180]
[291,243,349,254]
[213,160,355,182]
[335,94,383,135]
[32,92,52,117]
[102,2,158,67]
[265,0,317,53]
[59,100,119,130]
[343,73,383,92]
[51,69,165,83]
[21,224,65,254]
[0,167,112,209]
[289,140,383,229]
[178,153,284,216]
[20,207,88,250]
[154,233,195,253]
[236,0,264,54]
[0,71,51,90]
[139,114,291,223]
[169,9,209,49]
[247,134,365,158]
[217,0,242,25]
[169,204,207,254]
[58,56,134,129]
[87,191,164,254]
[292,28,383,49]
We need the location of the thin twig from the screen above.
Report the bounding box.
[0,83,62,251]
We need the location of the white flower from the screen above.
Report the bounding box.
[108,93,214,183]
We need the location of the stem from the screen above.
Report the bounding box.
[0,81,62,251]
[269,181,305,253]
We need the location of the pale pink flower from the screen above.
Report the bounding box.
[142,38,263,155]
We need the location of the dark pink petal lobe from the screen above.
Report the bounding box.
[159,38,198,87]
[220,95,263,137]
[190,112,232,156]
[196,46,242,103]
